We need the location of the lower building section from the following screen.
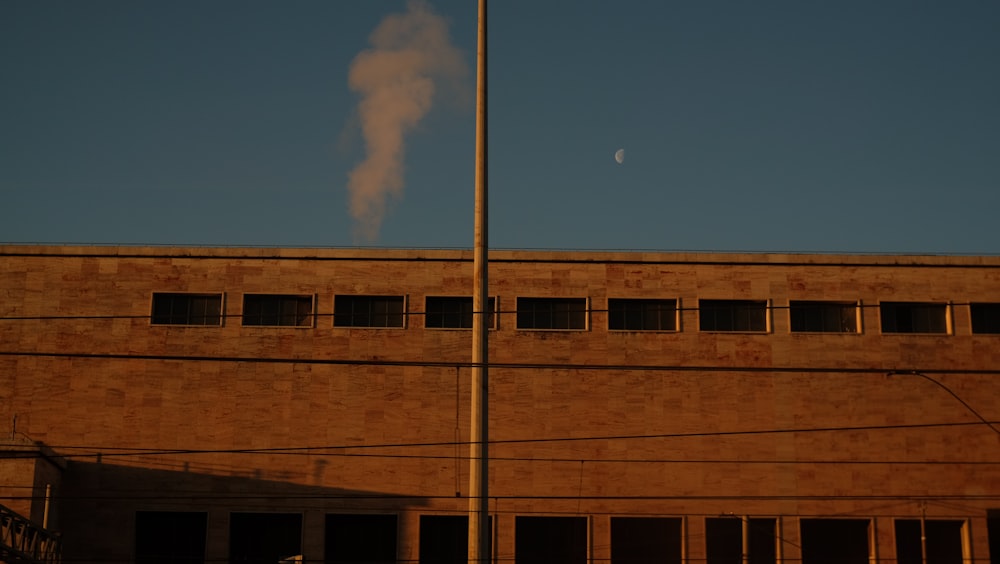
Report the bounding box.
[97,505,1000,564]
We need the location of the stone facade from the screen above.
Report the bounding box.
[1,245,998,563]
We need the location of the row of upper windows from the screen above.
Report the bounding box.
[151,293,1000,335]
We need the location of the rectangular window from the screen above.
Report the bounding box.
[334,295,405,328]
[880,302,949,334]
[326,513,397,564]
[229,513,302,564]
[705,517,777,564]
[706,517,742,564]
[425,296,496,329]
[971,303,1000,334]
[151,293,222,326]
[242,294,313,327]
[419,515,492,564]
[800,519,870,564]
[611,517,682,564]
[988,509,1000,564]
[420,515,468,564]
[608,299,677,331]
[516,297,587,330]
[699,299,768,332]
[895,519,965,564]
[516,516,587,564]
[789,301,858,333]
[135,511,207,564]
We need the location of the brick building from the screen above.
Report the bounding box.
[1,244,999,564]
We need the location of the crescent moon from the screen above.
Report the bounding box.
[614,149,625,164]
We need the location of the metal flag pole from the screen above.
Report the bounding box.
[469,0,489,563]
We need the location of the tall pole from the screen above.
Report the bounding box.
[741,516,749,564]
[469,0,489,563]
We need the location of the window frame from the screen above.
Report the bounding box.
[515,297,589,331]
[879,301,951,335]
[241,293,315,328]
[607,298,678,332]
[333,295,407,328]
[704,517,777,564]
[150,292,224,327]
[698,299,770,333]
[424,296,497,330]
[788,300,861,334]
[893,518,968,564]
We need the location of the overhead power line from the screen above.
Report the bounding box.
[887,370,1000,436]
[2,349,998,376]
[0,420,987,462]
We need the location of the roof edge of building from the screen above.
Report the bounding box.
[1,243,999,267]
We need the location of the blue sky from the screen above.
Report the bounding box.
[2,1,998,253]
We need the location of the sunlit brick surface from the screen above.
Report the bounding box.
[1,246,998,563]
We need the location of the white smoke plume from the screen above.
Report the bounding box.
[346,0,469,242]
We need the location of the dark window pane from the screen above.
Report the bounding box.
[702,517,776,564]
[747,518,776,564]
[426,297,495,329]
[896,520,922,564]
[611,517,682,564]
[334,296,405,328]
[135,511,207,564]
[243,295,312,326]
[151,293,222,326]
[706,518,743,564]
[326,513,397,564]
[880,303,948,333]
[790,301,857,333]
[988,509,1000,564]
[515,516,586,564]
[229,513,302,564]
[420,515,468,564]
[700,300,768,332]
[926,521,964,564]
[971,303,1000,334]
[800,519,870,564]
[609,299,677,331]
[516,298,587,330]
[896,519,965,564]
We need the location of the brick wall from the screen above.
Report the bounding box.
[1,246,998,563]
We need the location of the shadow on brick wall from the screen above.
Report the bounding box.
[56,459,428,563]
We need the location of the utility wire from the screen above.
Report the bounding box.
[0,421,992,472]
[887,371,1000,436]
[3,349,999,376]
[16,420,993,458]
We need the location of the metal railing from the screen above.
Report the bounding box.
[0,503,61,564]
